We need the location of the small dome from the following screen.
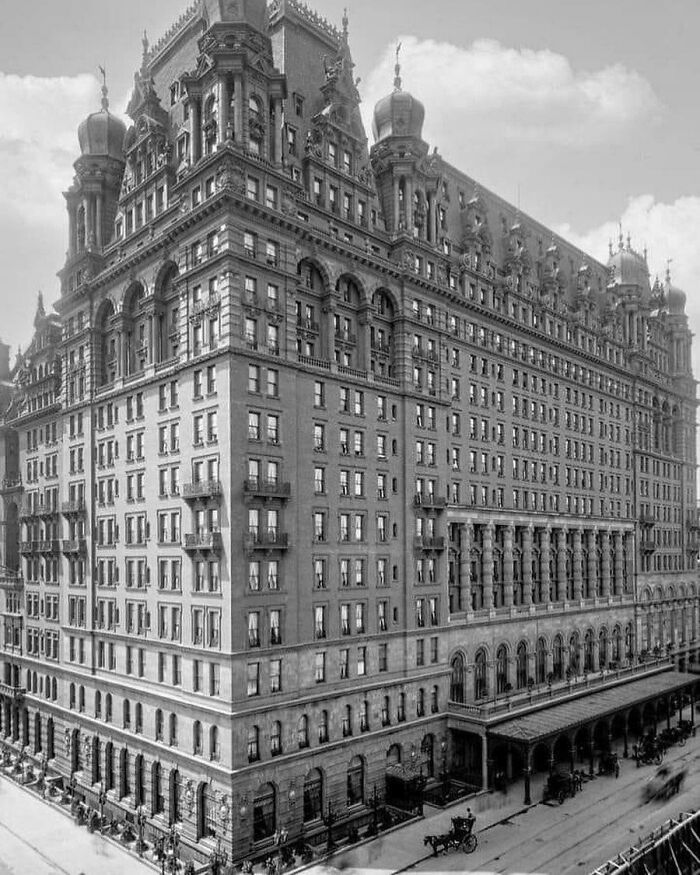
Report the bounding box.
[78,87,126,161]
[372,50,425,143]
[665,269,686,315]
[607,234,650,295]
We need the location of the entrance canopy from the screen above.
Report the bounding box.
[489,670,694,745]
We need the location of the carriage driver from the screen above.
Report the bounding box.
[465,808,476,835]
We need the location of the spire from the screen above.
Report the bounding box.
[342,7,348,43]
[98,65,109,111]
[394,42,402,92]
[666,257,673,285]
[34,291,45,328]
[608,239,613,257]
[626,232,631,251]
[618,222,624,251]
[141,30,150,75]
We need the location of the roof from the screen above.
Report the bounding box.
[489,670,694,745]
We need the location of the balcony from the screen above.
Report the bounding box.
[19,501,38,520]
[244,530,289,551]
[639,512,656,528]
[62,538,87,554]
[37,539,60,553]
[19,541,33,554]
[641,538,657,554]
[1,474,22,492]
[0,570,23,591]
[182,480,222,501]
[0,681,25,701]
[413,494,448,510]
[183,532,223,552]
[39,504,59,519]
[243,478,291,500]
[62,499,86,515]
[414,535,445,551]
[334,330,357,345]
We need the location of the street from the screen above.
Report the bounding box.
[0,774,151,875]
[308,734,700,875]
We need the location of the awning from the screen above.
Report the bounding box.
[488,670,694,745]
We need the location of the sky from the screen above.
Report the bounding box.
[1,0,700,373]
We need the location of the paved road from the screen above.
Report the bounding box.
[406,743,700,874]
[0,775,151,875]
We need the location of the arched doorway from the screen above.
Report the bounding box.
[303,768,323,823]
[253,783,276,842]
[450,653,465,703]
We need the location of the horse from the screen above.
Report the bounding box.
[423,832,451,856]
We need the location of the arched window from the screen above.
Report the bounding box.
[209,725,219,762]
[297,714,309,749]
[347,756,364,805]
[69,682,76,709]
[536,637,547,684]
[271,720,282,756]
[197,782,216,840]
[135,702,143,734]
[612,625,622,663]
[169,769,180,824]
[474,649,487,699]
[599,628,608,669]
[46,717,55,760]
[303,768,323,822]
[104,742,114,791]
[450,653,465,703]
[155,709,163,741]
[318,710,329,744]
[247,725,260,762]
[496,645,509,693]
[584,629,594,672]
[119,748,130,799]
[342,705,352,737]
[253,783,276,842]
[33,712,42,753]
[417,687,425,716]
[94,691,102,719]
[569,632,580,673]
[193,720,203,755]
[152,762,164,815]
[134,754,145,807]
[516,641,528,689]
[169,713,178,746]
[123,699,131,729]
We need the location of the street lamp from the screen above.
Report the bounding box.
[369,785,380,835]
[135,805,147,857]
[322,800,336,852]
[163,823,180,875]
[97,783,107,832]
[209,837,228,875]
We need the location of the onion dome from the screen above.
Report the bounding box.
[665,266,686,315]
[372,44,425,142]
[202,0,268,32]
[606,231,650,295]
[78,79,126,161]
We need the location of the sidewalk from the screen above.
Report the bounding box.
[302,780,536,875]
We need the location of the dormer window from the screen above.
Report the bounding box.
[294,93,304,116]
[170,82,180,106]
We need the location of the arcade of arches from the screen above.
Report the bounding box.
[448,668,697,805]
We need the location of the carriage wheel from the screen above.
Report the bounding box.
[614,763,620,778]
[678,736,686,748]
[654,751,663,765]
[557,789,566,804]
[462,834,477,854]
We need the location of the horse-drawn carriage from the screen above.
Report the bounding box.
[542,770,575,804]
[423,814,478,856]
[598,750,620,778]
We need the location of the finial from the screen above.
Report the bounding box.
[394,42,402,92]
[98,65,109,111]
[626,232,631,251]
[618,222,623,251]
[666,257,673,284]
[141,30,150,73]
[643,244,648,264]
[342,8,348,41]
[608,239,613,257]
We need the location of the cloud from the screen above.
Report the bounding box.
[361,36,661,157]
[557,193,700,376]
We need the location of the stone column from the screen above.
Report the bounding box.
[600,529,611,598]
[503,524,514,608]
[540,526,551,605]
[95,193,103,248]
[393,178,401,232]
[405,177,414,231]
[522,525,533,606]
[587,529,598,599]
[68,205,77,257]
[218,75,230,145]
[272,98,283,164]
[613,531,624,596]
[459,523,472,612]
[190,96,202,163]
[358,309,371,372]
[428,192,436,243]
[557,528,567,602]
[482,522,494,611]
[233,75,243,143]
[573,529,583,601]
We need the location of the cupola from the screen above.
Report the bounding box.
[77,78,127,161]
[372,45,425,143]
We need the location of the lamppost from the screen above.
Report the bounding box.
[135,805,147,857]
[163,823,180,875]
[322,800,336,852]
[97,783,107,832]
[440,737,449,800]
[369,785,380,835]
[209,837,228,875]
